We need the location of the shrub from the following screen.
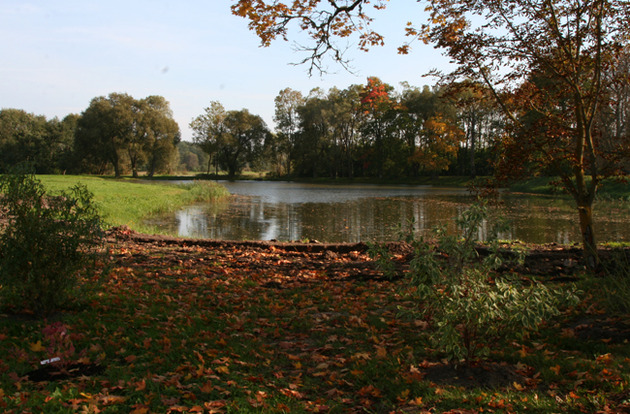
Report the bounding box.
[0,170,104,316]
[372,202,580,364]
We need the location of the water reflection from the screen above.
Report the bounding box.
[146,181,630,244]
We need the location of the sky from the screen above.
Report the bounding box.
[0,0,454,141]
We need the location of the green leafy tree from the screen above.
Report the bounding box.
[190,101,227,174]
[75,93,136,178]
[273,88,305,175]
[219,109,269,177]
[0,109,71,174]
[140,96,181,177]
[326,85,363,178]
[75,93,180,178]
[177,141,209,172]
[293,91,333,177]
[191,104,269,177]
[359,77,403,178]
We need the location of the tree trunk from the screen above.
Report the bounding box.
[577,200,599,271]
[469,113,477,179]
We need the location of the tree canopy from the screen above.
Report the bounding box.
[75,93,180,178]
[190,103,269,177]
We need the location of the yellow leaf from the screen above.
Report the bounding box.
[216,365,229,374]
[30,341,45,352]
[410,396,423,405]
[550,365,562,375]
[513,381,525,391]
[398,389,410,401]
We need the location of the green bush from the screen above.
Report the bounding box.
[0,171,104,316]
[372,202,580,364]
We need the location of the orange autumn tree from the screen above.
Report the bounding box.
[360,76,391,112]
[231,0,630,269]
[410,114,464,177]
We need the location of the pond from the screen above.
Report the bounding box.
[145,180,630,244]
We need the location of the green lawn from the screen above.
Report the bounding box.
[36,175,229,234]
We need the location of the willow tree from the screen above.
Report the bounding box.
[232,0,630,268]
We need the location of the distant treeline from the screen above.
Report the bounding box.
[2,75,628,179]
[190,79,501,179]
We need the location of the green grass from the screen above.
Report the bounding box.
[36,175,229,233]
[509,176,630,200]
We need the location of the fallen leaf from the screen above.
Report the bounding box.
[513,381,525,391]
[200,381,214,393]
[410,396,423,406]
[375,346,387,359]
[129,406,149,414]
[134,379,146,391]
[30,341,45,352]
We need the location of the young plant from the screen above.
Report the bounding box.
[376,202,580,364]
[0,170,104,316]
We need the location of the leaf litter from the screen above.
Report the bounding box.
[0,226,628,413]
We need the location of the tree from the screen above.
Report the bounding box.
[421,0,629,269]
[220,109,269,177]
[359,77,403,177]
[75,93,180,178]
[75,93,135,178]
[0,109,71,174]
[190,104,269,177]
[326,85,363,177]
[190,101,227,174]
[409,114,464,177]
[177,141,209,172]
[443,81,503,177]
[54,114,81,173]
[140,96,181,177]
[231,0,630,268]
[273,88,305,175]
[293,90,334,177]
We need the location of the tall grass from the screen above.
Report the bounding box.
[36,176,229,233]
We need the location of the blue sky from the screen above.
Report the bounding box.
[0,0,453,140]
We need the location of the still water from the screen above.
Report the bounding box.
[146,181,630,244]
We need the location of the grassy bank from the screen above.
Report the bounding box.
[509,176,630,200]
[36,175,229,234]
